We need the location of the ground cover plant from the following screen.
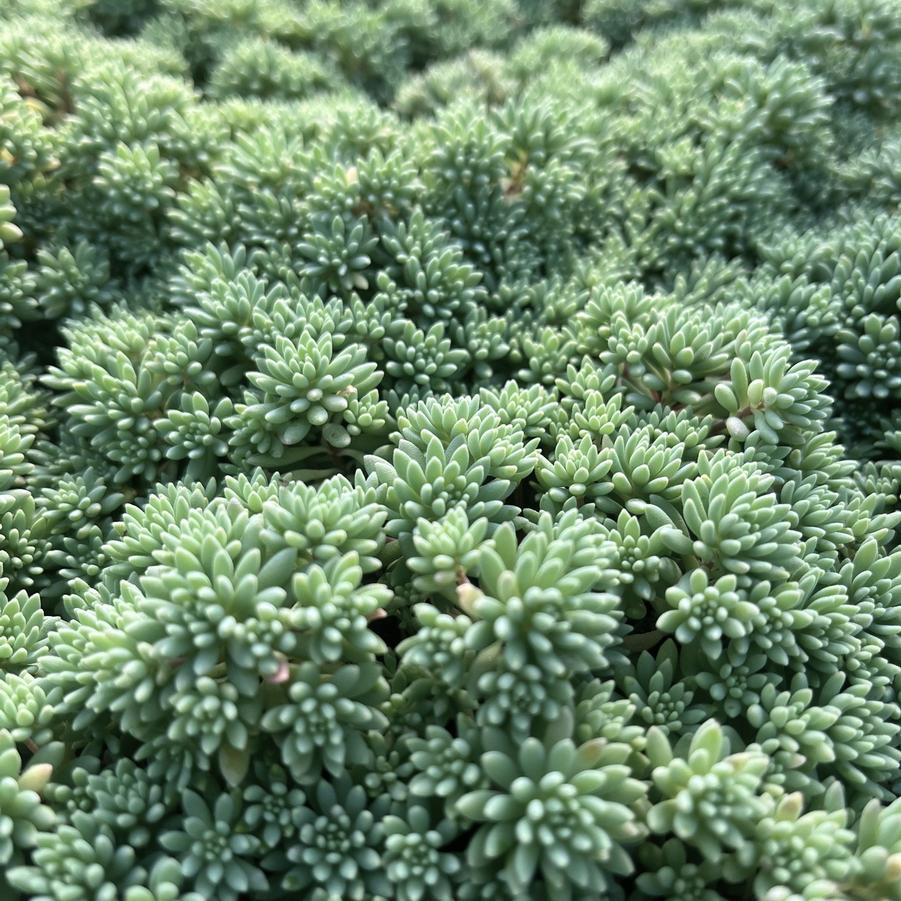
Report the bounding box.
[1,0,901,898]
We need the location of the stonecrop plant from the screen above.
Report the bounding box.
[1,0,900,898]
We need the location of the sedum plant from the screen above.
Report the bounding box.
[0,0,899,897]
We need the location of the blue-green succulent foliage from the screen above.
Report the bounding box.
[0,0,900,898]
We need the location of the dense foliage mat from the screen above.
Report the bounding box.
[1,0,901,898]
